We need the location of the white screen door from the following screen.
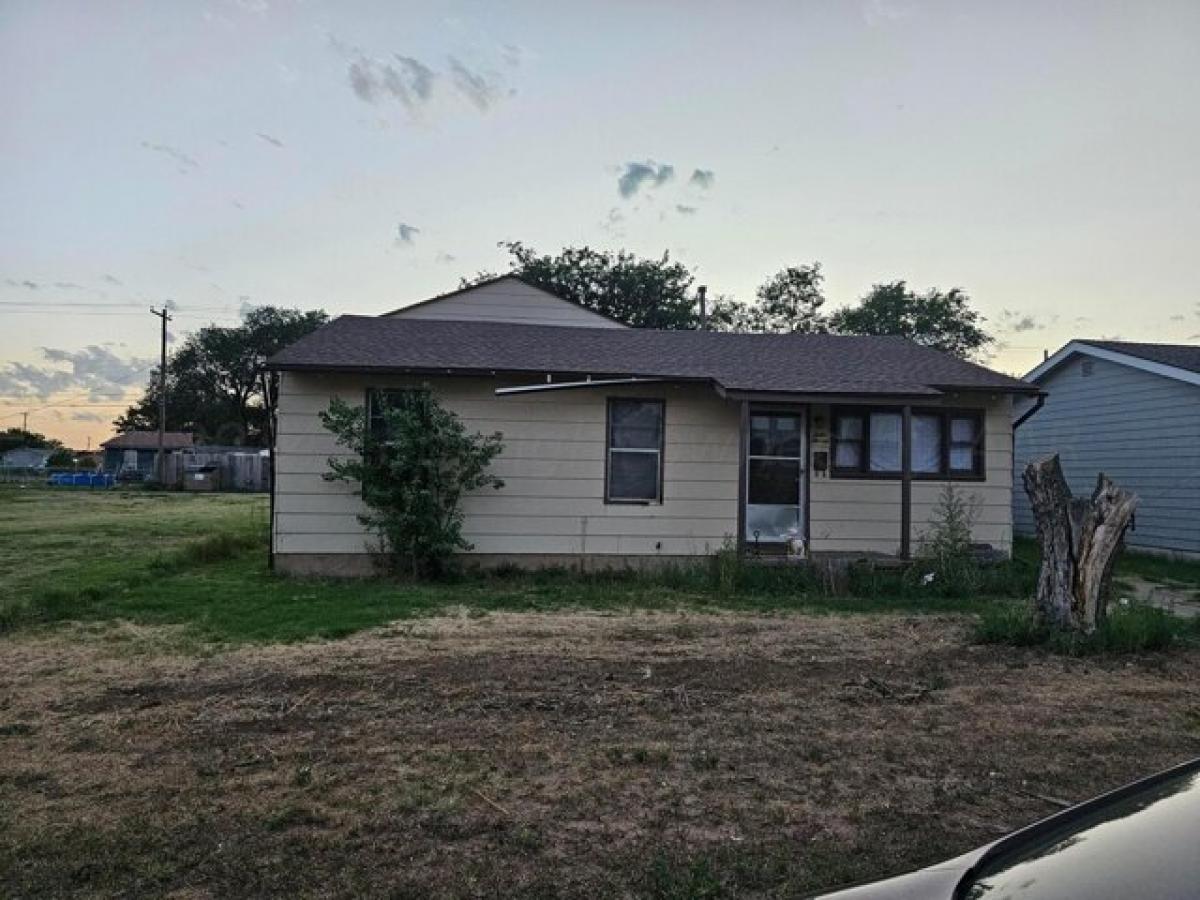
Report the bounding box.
[745,411,805,543]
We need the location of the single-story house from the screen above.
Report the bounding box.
[1014,340,1200,558]
[266,275,1039,575]
[1,447,51,469]
[100,431,195,473]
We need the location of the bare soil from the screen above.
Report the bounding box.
[2,611,1198,898]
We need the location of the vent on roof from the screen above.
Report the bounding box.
[1081,359,1095,377]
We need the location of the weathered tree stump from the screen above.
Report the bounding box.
[1022,454,1138,633]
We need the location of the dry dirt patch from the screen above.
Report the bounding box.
[2,611,1198,898]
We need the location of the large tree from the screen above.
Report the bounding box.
[468,241,739,330]
[738,263,828,333]
[115,306,328,446]
[828,282,993,359]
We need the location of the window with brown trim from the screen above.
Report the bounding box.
[605,398,664,503]
[831,407,985,479]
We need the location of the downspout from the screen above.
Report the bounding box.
[1013,392,1046,430]
[900,405,912,560]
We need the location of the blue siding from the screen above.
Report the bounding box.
[1013,355,1200,555]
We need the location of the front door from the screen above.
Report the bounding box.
[745,410,805,545]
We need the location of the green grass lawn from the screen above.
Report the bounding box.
[2,486,1197,648]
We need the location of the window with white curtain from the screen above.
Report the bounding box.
[831,408,984,478]
[868,412,902,472]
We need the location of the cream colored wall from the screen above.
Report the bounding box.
[273,373,1015,563]
[388,277,625,329]
[273,372,739,558]
[806,396,1014,556]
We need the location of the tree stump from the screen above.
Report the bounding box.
[1022,455,1138,633]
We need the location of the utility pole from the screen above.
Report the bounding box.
[150,306,172,484]
[22,411,28,433]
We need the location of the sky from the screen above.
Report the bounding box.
[2,0,1198,449]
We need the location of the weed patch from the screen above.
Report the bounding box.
[975,601,1200,655]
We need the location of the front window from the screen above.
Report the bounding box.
[606,399,664,502]
[831,408,984,478]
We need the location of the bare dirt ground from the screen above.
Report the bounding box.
[3,611,1199,898]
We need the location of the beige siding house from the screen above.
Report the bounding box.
[268,276,1035,574]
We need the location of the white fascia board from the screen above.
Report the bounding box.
[1025,341,1200,388]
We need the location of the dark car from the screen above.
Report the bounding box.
[813,757,1200,899]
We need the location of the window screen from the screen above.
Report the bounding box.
[911,413,943,473]
[949,415,982,474]
[832,413,864,471]
[367,388,422,441]
[607,399,664,502]
[868,412,902,472]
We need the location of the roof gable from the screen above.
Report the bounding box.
[386,275,627,329]
[1026,340,1200,388]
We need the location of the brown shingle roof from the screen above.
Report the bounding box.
[1078,340,1200,376]
[101,431,194,450]
[268,317,1037,397]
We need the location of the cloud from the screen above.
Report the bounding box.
[71,411,106,423]
[617,161,675,199]
[999,309,1044,333]
[5,278,39,290]
[501,44,523,67]
[1170,314,1185,322]
[397,55,435,101]
[862,0,916,27]
[53,281,82,290]
[675,204,697,216]
[103,274,123,286]
[141,141,199,171]
[448,56,502,111]
[396,222,420,245]
[348,54,438,111]
[435,251,456,264]
[689,169,715,189]
[255,132,285,148]
[0,346,153,401]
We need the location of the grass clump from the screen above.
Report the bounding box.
[975,601,1199,655]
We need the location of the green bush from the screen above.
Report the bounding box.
[321,390,504,578]
[975,601,1197,655]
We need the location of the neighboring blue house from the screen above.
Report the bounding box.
[1014,340,1200,558]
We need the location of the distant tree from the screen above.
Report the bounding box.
[828,282,993,359]
[738,263,828,333]
[46,446,75,467]
[0,428,54,455]
[115,306,328,445]
[467,241,740,330]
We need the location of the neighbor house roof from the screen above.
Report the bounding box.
[1026,340,1200,388]
[101,431,195,450]
[268,317,1038,397]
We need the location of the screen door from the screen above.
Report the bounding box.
[744,411,805,543]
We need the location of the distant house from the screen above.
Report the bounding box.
[265,275,1038,576]
[100,431,194,473]
[1,447,50,469]
[1014,340,1200,558]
